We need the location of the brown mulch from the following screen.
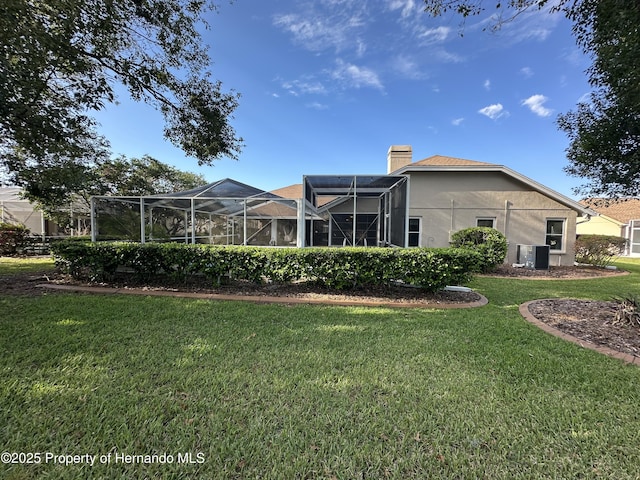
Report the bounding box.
[0,269,482,306]
[527,299,639,359]
[3,265,637,359]
[488,265,639,359]
[483,264,626,279]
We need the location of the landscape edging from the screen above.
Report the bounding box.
[39,283,488,309]
[520,299,640,365]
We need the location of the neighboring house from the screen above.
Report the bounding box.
[1,187,52,237]
[92,145,595,266]
[577,198,640,256]
[0,187,85,237]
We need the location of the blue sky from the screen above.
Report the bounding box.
[93,0,592,198]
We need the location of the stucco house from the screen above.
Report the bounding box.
[385,146,595,266]
[90,145,595,266]
[267,146,594,266]
[577,198,640,256]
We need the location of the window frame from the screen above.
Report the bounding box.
[408,217,421,247]
[545,218,566,252]
[476,217,496,228]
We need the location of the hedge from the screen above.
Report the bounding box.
[450,227,508,273]
[575,234,627,267]
[0,222,31,255]
[50,241,482,292]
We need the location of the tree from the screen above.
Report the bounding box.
[20,154,207,232]
[93,154,207,197]
[558,0,640,198]
[0,0,242,187]
[88,155,208,239]
[421,0,640,198]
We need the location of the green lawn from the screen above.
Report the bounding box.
[1,257,640,479]
[0,256,56,275]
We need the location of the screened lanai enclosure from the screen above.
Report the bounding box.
[90,175,409,247]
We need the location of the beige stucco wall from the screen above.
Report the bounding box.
[407,171,580,266]
[576,214,624,237]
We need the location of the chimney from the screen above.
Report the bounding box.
[387,145,412,173]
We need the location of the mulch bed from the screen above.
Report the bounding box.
[48,272,484,306]
[527,299,640,359]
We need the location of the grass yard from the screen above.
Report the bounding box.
[0,256,56,275]
[1,258,640,478]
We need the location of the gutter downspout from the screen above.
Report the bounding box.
[576,214,592,225]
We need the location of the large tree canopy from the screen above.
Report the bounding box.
[20,154,207,228]
[93,154,207,197]
[559,0,640,198]
[0,0,242,182]
[422,0,640,198]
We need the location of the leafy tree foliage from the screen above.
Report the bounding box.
[93,155,207,197]
[559,0,640,198]
[421,0,640,198]
[19,154,207,231]
[1,0,242,194]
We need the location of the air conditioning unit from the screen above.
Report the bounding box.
[516,244,550,270]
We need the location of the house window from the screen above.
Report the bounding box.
[408,217,421,247]
[476,218,495,228]
[546,219,565,251]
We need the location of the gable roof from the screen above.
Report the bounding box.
[412,155,495,167]
[392,154,596,217]
[580,198,640,224]
[270,183,337,207]
[270,184,302,199]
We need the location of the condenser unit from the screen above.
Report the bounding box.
[516,244,550,270]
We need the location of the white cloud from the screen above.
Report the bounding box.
[418,26,451,44]
[522,94,553,117]
[433,49,465,63]
[306,102,329,110]
[332,60,384,90]
[577,92,592,104]
[452,117,464,126]
[272,4,367,54]
[281,78,328,96]
[483,79,491,90]
[392,55,427,80]
[386,0,419,18]
[473,3,562,45]
[520,67,534,78]
[478,103,508,120]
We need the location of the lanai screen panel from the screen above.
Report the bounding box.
[389,178,408,247]
[91,179,302,246]
[302,175,408,247]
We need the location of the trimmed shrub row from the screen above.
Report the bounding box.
[50,241,482,292]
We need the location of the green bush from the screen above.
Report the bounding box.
[575,234,627,267]
[50,241,482,292]
[450,227,508,273]
[0,222,32,255]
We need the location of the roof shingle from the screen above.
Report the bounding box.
[412,155,496,167]
[580,198,640,223]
